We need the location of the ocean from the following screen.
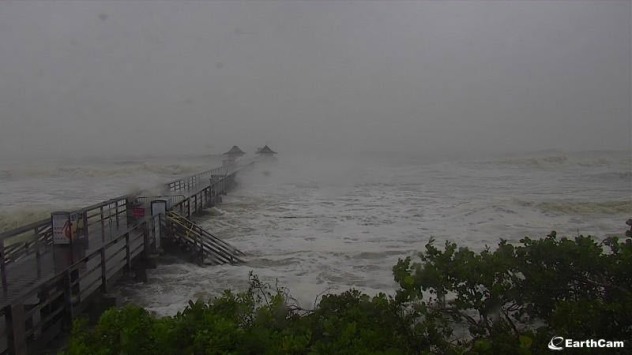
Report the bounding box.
[1,150,630,315]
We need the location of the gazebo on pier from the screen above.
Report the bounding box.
[222,145,246,167]
[224,145,246,158]
[256,145,277,157]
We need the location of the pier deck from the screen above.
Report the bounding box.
[0,223,129,309]
[0,160,251,354]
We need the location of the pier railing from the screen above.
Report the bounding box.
[0,159,245,269]
[0,215,157,354]
[0,196,129,275]
[0,220,51,263]
[171,172,237,218]
[165,166,227,192]
[163,158,254,193]
[0,160,248,354]
[135,195,186,211]
[0,165,236,272]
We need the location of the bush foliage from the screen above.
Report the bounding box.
[63,232,631,354]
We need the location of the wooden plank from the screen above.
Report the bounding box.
[129,242,145,259]
[80,256,102,278]
[104,240,127,259]
[6,304,27,355]
[23,288,64,322]
[79,266,103,296]
[32,317,62,351]
[0,317,8,354]
[79,277,103,301]
[105,252,127,276]
[105,268,124,289]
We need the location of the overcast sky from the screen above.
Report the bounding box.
[0,1,630,159]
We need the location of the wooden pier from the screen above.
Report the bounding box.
[0,160,253,354]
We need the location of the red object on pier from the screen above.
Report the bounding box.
[132,206,145,218]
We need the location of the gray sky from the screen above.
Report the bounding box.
[0,1,630,159]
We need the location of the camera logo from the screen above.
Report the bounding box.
[547,336,625,351]
[548,336,565,351]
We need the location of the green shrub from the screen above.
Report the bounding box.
[63,232,631,354]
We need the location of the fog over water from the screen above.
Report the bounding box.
[0,1,630,314]
[0,1,630,159]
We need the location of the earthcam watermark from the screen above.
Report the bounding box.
[548,336,625,351]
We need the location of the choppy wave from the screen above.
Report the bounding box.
[0,162,210,179]
[0,208,55,233]
[489,151,630,169]
[586,171,632,181]
[529,200,632,215]
[107,152,632,316]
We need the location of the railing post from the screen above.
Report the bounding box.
[35,227,41,278]
[100,206,105,242]
[100,248,108,293]
[197,233,203,264]
[63,269,75,331]
[82,209,89,240]
[0,240,7,291]
[125,233,131,270]
[152,215,159,248]
[6,303,27,355]
[146,221,151,255]
[115,200,120,228]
